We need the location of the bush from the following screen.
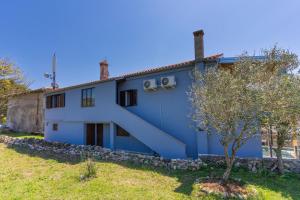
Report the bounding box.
[80,152,97,181]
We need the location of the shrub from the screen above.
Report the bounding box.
[80,152,97,181]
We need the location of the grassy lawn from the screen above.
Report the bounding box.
[0,131,43,139]
[0,143,299,199]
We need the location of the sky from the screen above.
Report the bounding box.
[1,0,300,89]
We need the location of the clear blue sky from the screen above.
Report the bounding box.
[1,0,299,89]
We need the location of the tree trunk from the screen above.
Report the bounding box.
[275,147,284,174]
[222,163,233,182]
[222,146,235,182]
[270,125,273,158]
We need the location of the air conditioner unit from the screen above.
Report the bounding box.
[161,76,176,88]
[143,79,157,91]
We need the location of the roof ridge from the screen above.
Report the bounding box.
[46,53,223,94]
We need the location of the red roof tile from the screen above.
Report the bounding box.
[46,54,223,94]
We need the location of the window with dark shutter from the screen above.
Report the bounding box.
[46,96,52,108]
[61,93,65,107]
[119,89,137,107]
[129,90,137,106]
[120,91,126,106]
[46,93,65,109]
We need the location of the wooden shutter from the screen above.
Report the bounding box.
[46,96,52,109]
[120,91,125,106]
[61,93,65,107]
[56,95,60,108]
[127,90,137,106]
[131,90,137,106]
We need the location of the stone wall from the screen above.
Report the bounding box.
[200,154,300,173]
[0,135,299,173]
[7,91,45,133]
[0,136,203,170]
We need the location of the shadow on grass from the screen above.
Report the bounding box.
[231,168,300,200]
[6,144,300,199]
[0,131,43,139]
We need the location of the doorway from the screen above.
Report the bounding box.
[86,123,103,146]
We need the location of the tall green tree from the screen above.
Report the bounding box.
[0,58,28,121]
[189,55,263,182]
[260,47,300,174]
[189,46,300,180]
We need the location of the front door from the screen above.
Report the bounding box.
[86,123,95,145]
[86,123,103,147]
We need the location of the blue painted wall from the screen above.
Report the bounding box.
[118,65,198,158]
[44,78,186,158]
[205,133,262,158]
[103,124,110,148]
[45,62,263,159]
[114,134,154,154]
[45,122,85,145]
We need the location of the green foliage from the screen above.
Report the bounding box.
[189,45,300,179]
[189,54,264,181]
[0,58,29,118]
[259,47,300,173]
[80,152,97,181]
[0,131,43,139]
[0,116,6,124]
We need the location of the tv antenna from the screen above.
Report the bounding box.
[44,53,59,89]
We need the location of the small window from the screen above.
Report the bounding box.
[46,93,65,109]
[119,89,137,107]
[116,125,130,136]
[82,88,95,107]
[53,123,58,131]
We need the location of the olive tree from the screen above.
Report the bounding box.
[0,58,28,120]
[189,55,263,182]
[260,47,300,174]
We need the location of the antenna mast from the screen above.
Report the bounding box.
[52,53,57,89]
[44,53,59,89]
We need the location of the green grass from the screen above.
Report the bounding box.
[0,144,299,199]
[0,131,43,139]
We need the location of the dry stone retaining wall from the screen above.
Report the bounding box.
[200,155,300,173]
[0,136,203,170]
[1,135,299,173]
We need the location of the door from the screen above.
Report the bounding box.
[86,124,95,145]
[96,124,103,147]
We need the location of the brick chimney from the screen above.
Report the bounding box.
[99,60,109,80]
[193,30,204,60]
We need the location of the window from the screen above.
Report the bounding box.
[81,88,95,107]
[52,123,58,131]
[46,93,65,109]
[116,125,130,136]
[119,89,137,107]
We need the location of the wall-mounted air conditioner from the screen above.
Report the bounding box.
[161,76,176,89]
[143,79,157,91]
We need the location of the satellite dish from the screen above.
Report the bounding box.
[44,53,58,89]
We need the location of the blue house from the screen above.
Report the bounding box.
[44,30,262,159]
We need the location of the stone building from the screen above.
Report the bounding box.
[7,88,50,133]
